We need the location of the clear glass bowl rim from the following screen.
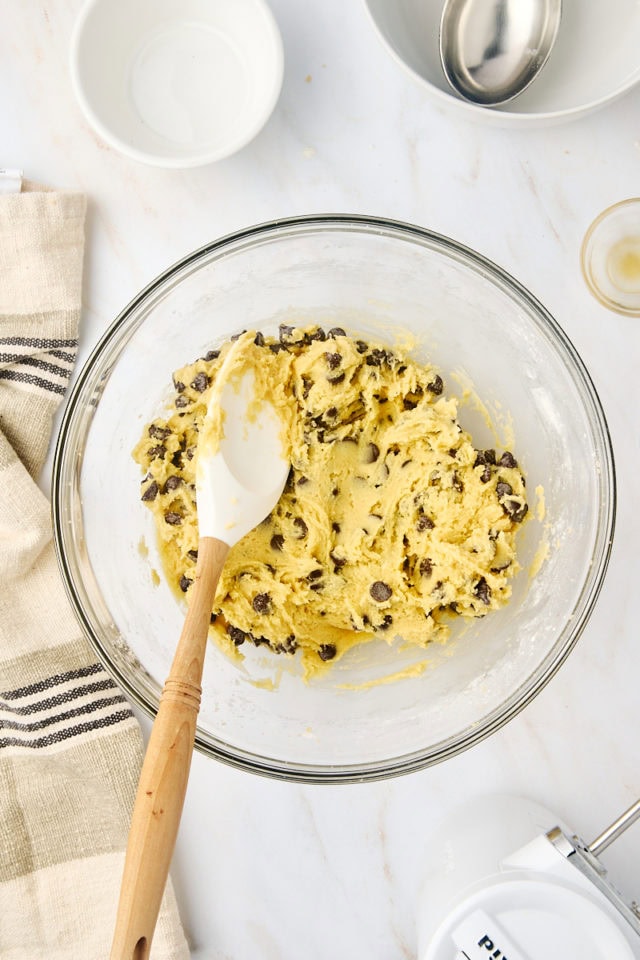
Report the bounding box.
[52,213,617,783]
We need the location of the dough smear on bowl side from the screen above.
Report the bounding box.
[133,326,528,679]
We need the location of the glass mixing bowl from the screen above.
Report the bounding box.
[52,215,615,783]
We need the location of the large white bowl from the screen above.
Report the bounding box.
[70,0,284,167]
[364,0,640,126]
[53,216,615,783]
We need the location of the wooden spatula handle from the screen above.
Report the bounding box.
[110,536,229,960]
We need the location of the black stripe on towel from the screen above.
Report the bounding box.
[0,694,128,733]
[2,663,105,701]
[49,349,77,362]
[0,679,119,716]
[0,368,66,395]
[0,354,72,378]
[0,337,78,349]
[0,709,134,749]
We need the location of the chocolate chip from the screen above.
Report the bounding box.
[185,447,195,461]
[230,330,247,341]
[297,475,309,486]
[504,500,529,523]
[403,396,419,410]
[449,448,458,458]
[474,578,491,605]
[324,351,342,369]
[365,348,388,367]
[499,451,518,468]
[309,582,324,591]
[274,634,298,654]
[332,522,341,533]
[318,643,337,661]
[475,449,496,466]
[378,614,393,631]
[308,327,327,342]
[175,396,190,409]
[173,379,185,393]
[171,452,183,468]
[252,593,272,614]
[330,551,346,571]
[164,511,182,525]
[307,568,323,580]
[496,481,513,499]
[253,331,265,347]
[227,625,247,646]
[286,635,298,653]
[370,581,392,602]
[270,534,284,551]
[210,613,217,624]
[190,372,209,392]
[364,442,380,463]
[327,327,345,338]
[419,558,433,578]
[163,475,182,492]
[179,575,192,592]
[204,349,220,361]
[401,459,412,468]
[279,324,299,345]
[327,372,346,385]
[293,517,308,538]
[187,549,198,561]
[148,445,166,459]
[141,481,159,502]
[427,374,443,395]
[332,487,340,496]
[301,375,313,399]
[480,466,492,483]
[416,514,435,532]
[355,340,368,353]
[452,472,464,493]
[149,424,171,440]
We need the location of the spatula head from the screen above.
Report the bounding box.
[195,348,289,545]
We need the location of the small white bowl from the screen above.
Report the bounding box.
[70,0,284,167]
[364,0,640,126]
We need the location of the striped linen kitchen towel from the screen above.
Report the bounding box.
[0,181,189,959]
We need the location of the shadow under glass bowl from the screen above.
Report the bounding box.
[52,215,615,783]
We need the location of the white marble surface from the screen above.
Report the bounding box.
[3,2,640,958]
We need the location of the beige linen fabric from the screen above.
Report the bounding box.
[0,183,189,959]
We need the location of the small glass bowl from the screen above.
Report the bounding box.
[581,199,640,317]
[53,216,615,783]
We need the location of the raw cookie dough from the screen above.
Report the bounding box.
[134,325,528,678]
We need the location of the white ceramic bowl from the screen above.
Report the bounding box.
[364,0,640,126]
[70,0,284,167]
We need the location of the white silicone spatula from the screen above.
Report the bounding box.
[110,340,289,960]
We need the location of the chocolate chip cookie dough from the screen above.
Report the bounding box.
[133,326,528,678]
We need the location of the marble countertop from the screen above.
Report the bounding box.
[3,2,640,957]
